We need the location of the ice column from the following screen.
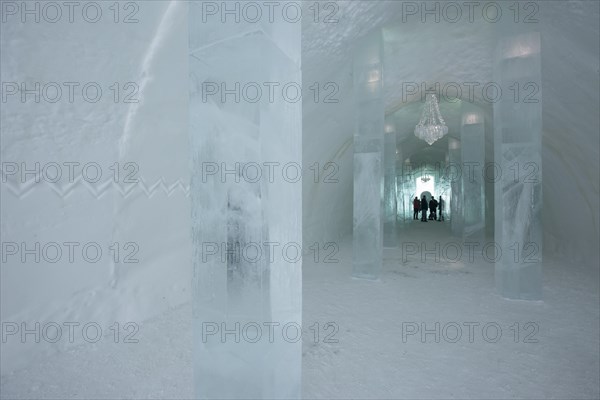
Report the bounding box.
[436,160,451,220]
[460,103,485,241]
[493,32,542,300]
[384,129,398,246]
[449,137,463,235]
[353,30,384,279]
[189,3,302,398]
[396,155,413,227]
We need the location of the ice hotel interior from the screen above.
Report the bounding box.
[1,1,599,399]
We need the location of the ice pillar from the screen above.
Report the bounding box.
[396,154,412,227]
[436,160,451,220]
[493,32,542,300]
[384,129,398,247]
[189,3,302,398]
[449,137,463,235]
[460,104,485,241]
[353,30,384,279]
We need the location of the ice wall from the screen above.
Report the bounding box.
[538,1,599,265]
[189,2,302,398]
[0,1,190,375]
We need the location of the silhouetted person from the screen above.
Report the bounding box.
[413,197,420,220]
[438,196,444,221]
[429,195,438,220]
[421,195,428,222]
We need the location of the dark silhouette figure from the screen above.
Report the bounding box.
[429,196,438,220]
[413,197,420,220]
[421,195,428,222]
[438,196,444,221]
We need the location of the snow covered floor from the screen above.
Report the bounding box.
[303,222,600,399]
[1,222,598,399]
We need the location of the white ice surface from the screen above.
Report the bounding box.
[1,224,598,399]
[0,0,598,395]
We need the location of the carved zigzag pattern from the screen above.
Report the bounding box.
[1,177,191,199]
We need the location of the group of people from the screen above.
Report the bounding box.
[413,195,444,222]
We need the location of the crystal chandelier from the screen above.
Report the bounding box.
[414,93,448,145]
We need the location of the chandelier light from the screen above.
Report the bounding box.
[414,93,448,145]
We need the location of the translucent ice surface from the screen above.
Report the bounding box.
[189,2,302,397]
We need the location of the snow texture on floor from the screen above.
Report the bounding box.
[2,222,598,399]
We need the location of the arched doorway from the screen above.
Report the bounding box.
[419,190,432,205]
